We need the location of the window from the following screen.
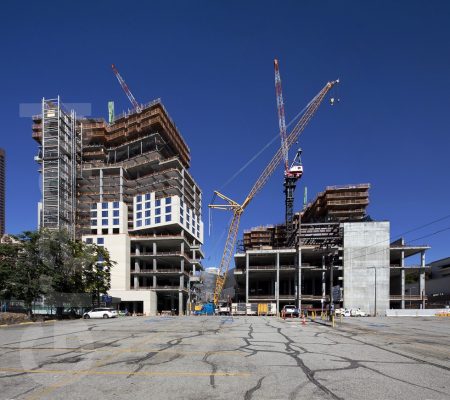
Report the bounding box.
[187,222,190,229]
[137,212,142,219]
[102,219,108,226]
[166,214,172,222]
[113,219,119,225]
[102,210,108,217]
[136,203,142,211]
[180,199,184,207]
[145,218,151,225]
[145,201,151,209]
[91,229,97,234]
[85,238,93,244]
[91,203,97,210]
[97,238,104,245]
[113,201,119,209]
[155,208,161,215]
[165,206,171,213]
[155,199,161,207]
[113,210,119,217]
[90,211,97,218]
[137,195,142,202]
[165,197,171,205]
[102,202,108,209]
[155,216,161,224]
[145,193,151,201]
[102,228,108,235]
[136,220,142,227]
[145,210,151,217]
[180,216,184,224]
[91,219,97,226]
[113,228,119,234]
[180,207,183,215]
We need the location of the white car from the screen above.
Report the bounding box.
[335,308,351,317]
[350,308,368,317]
[83,308,118,319]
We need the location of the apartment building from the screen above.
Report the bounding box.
[33,98,204,315]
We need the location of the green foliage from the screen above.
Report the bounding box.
[0,229,115,313]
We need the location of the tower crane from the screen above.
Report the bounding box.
[209,78,339,305]
[111,64,142,113]
[274,59,304,246]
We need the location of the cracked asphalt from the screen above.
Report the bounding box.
[0,316,449,399]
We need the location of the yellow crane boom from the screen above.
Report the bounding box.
[209,79,339,305]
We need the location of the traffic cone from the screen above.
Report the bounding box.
[302,314,306,325]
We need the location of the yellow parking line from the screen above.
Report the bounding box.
[0,367,250,377]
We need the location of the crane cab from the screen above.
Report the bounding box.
[286,165,303,179]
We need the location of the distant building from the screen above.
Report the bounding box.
[0,148,4,235]
[426,257,450,307]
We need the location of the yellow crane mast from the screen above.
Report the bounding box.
[209,79,339,305]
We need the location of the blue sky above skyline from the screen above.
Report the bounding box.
[1,1,449,265]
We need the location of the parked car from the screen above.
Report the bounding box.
[218,303,231,315]
[350,308,368,317]
[83,308,118,319]
[282,305,299,318]
[335,308,351,317]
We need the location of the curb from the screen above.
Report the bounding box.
[0,319,56,328]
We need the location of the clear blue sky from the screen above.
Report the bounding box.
[1,1,449,265]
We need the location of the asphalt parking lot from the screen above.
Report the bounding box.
[0,316,449,400]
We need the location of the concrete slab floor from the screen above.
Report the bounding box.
[0,316,449,400]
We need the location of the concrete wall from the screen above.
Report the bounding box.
[343,222,390,315]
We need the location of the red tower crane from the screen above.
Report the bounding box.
[111,64,142,113]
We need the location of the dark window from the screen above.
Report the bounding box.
[102,202,108,209]
[113,201,119,209]
[145,218,151,225]
[91,219,97,226]
[86,238,93,244]
[136,212,142,219]
[145,210,151,217]
[145,193,151,201]
[155,199,161,207]
[155,208,161,216]
[166,215,172,222]
[137,195,142,202]
[91,229,97,234]
[90,211,97,218]
[113,219,119,225]
[136,204,142,211]
[102,219,108,226]
[165,197,171,205]
[113,210,119,217]
[102,211,108,217]
[102,229,108,235]
[136,220,142,227]
[165,206,171,213]
[155,216,161,224]
[97,238,104,245]
[91,203,97,210]
[145,201,151,209]
[113,228,119,234]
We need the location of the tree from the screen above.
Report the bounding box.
[0,242,21,302]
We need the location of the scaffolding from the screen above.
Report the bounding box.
[40,97,80,237]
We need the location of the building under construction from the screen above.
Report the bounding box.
[33,97,204,315]
[0,148,4,236]
[234,184,430,315]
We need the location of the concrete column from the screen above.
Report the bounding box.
[153,258,157,288]
[276,252,280,315]
[298,248,302,312]
[134,276,139,289]
[400,250,405,309]
[178,292,184,315]
[99,169,103,202]
[180,258,185,273]
[180,242,184,254]
[153,275,157,288]
[119,167,124,202]
[153,242,157,255]
[322,255,326,312]
[245,253,249,306]
[420,251,426,309]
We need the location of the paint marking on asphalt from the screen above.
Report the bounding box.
[0,367,250,377]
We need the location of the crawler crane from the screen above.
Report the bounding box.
[209,78,339,304]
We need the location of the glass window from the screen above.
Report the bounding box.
[145,193,151,201]
[85,238,93,244]
[137,212,142,219]
[113,210,119,217]
[91,219,97,226]
[136,220,142,227]
[102,202,108,209]
[180,216,184,224]
[113,201,119,209]
[91,203,97,210]
[136,203,142,211]
[137,195,142,202]
[166,214,172,222]
[145,210,151,217]
[180,199,184,207]
[102,210,108,217]
[145,201,151,209]
[90,211,97,218]
[97,238,104,245]
[155,216,161,224]
[145,218,151,225]
[155,208,161,216]
[102,219,108,226]
[165,205,171,213]
[187,222,190,229]
[165,197,171,205]
[113,219,119,225]
[155,199,161,207]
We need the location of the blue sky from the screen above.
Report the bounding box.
[1,1,449,265]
